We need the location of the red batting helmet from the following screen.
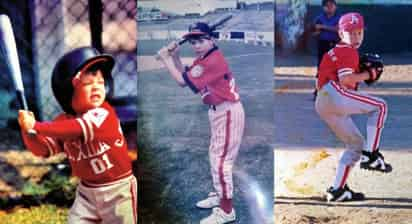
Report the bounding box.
[339,12,364,32]
[51,47,115,115]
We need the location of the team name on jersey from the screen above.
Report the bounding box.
[64,140,117,161]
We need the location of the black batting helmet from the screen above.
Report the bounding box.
[51,47,115,115]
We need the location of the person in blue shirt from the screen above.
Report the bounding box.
[313,0,341,99]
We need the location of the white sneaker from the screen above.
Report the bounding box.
[200,207,236,224]
[196,192,220,209]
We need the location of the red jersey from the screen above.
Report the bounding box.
[182,46,240,105]
[318,43,360,90]
[22,102,132,185]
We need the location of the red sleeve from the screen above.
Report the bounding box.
[76,102,122,142]
[34,119,83,139]
[182,51,230,93]
[22,113,68,158]
[21,132,62,157]
[336,48,359,79]
[34,103,121,143]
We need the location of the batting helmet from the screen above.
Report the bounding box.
[339,12,364,32]
[51,47,115,115]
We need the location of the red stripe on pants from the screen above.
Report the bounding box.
[340,166,350,188]
[219,110,231,199]
[331,82,386,151]
[372,127,381,152]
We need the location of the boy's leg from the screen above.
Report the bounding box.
[204,103,244,223]
[100,176,138,224]
[316,88,365,201]
[321,115,364,189]
[330,84,387,152]
[331,84,390,172]
[68,185,101,224]
[320,114,366,202]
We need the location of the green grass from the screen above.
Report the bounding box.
[0,204,68,224]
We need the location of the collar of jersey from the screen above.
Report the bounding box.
[335,43,353,48]
[200,45,218,60]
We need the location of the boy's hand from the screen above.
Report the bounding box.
[168,41,180,57]
[157,46,172,61]
[18,110,36,132]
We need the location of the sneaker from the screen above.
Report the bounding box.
[360,149,392,173]
[196,192,220,209]
[326,185,365,202]
[200,207,236,224]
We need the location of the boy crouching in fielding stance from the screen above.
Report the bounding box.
[157,22,245,224]
[18,47,137,223]
[315,13,392,202]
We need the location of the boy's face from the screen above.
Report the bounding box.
[72,69,106,113]
[189,37,214,56]
[323,1,336,15]
[339,28,364,49]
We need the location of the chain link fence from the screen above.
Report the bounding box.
[0,0,137,149]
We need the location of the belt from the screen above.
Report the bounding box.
[208,101,240,112]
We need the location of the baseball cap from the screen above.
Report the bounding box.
[338,12,364,32]
[183,22,212,40]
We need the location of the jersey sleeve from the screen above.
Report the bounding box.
[23,114,67,158]
[76,102,122,142]
[336,48,359,79]
[22,133,63,157]
[182,53,229,93]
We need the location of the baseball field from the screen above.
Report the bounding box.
[274,52,412,224]
[137,40,274,223]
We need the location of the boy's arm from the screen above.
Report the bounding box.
[170,43,185,73]
[158,46,186,86]
[19,110,83,139]
[340,69,376,88]
[21,131,62,157]
[18,111,63,157]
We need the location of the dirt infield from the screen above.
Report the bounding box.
[274,52,412,224]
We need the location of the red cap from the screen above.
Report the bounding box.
[339,12,364,32]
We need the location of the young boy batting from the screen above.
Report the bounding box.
[18,47,137,223]
[315,12,392,202]
[157,22,245,224]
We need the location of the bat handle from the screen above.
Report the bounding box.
[16,90,28,110]
[16,90,37,136]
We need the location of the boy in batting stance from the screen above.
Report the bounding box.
[157,22,245,224]
[315,12,392,202]
[18,47,137,223]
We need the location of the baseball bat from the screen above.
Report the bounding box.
[0,14,36,135]
[155,14,233,60]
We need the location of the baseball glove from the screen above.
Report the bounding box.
[359,53,384,85]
